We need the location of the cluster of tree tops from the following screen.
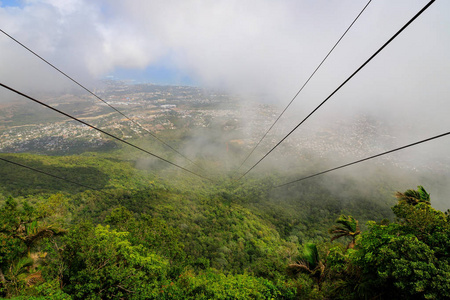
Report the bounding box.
[0,184,449,300]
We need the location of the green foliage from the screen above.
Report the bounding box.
[232,175,395,245]
[5,257,34,296]
[0,153,157,196]
[98,191,293,279]
[159,269,296,299]
[350,221,450,299]
[105,206,186,265]
[61,223,168,299]
[288,243,326,292]
[0,198,26,267]
[0,196,66,298]
[301,243,320,270]
[395,185,431,206]
[29,278,73,299]
[347,188,450,299]
[1,151,448,300]
[329,215,361,249]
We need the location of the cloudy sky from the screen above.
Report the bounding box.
[0,1,447,91]
[0,0,449,141]
[1,0,450,203]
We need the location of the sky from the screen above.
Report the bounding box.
[0,0,450,207]
[0,0,449,135]
[0,0,448,93]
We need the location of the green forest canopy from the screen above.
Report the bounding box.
[0,153,449,299]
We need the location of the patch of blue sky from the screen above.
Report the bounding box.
[107,64,197,87]
[0,0,23,8]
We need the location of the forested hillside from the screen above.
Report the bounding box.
[1,153,448,299]
[1,0,449,298]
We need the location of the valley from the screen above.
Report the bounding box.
[0,81,449,299]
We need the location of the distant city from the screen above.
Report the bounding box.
[0,81,447,172]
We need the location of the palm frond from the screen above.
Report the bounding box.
[335,215,358,232]
[302,243,320,269]
[330,233,350,242]
[287,260,312,275]
[329,228,349,235]
[9,257,33,278]
[329,215,361,248]
[396,186,430,206]
[417,185,430,202]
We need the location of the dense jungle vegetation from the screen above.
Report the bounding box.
[0,152,449,299]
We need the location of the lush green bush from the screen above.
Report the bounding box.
[349,201,450,299]
[60,223,168,300]
[159,269,297,299]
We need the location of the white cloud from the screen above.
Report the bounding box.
[0,0,449,120]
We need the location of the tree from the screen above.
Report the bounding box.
[287,243,325,289]
[61,222,169,299]
[349,187,450,299]
[0,196,65,297]
[16,220,65,258]
[329,215,360,249]
[0,198,24,291]
[5,257,34,295]
[161,269,295,299]
[0,197,65,258]
[395,185,430,206]
[350,221,450,299]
